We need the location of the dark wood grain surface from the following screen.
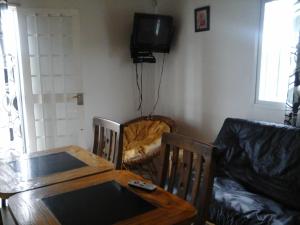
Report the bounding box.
[0,145,114,199]
[8,170,196,225]
[93,117,124,169]
[158,133,215,225]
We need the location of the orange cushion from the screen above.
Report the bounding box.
[123,120,170,164]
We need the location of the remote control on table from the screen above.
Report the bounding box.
[128,180,157,192]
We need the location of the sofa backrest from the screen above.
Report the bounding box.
[214,118,300,210]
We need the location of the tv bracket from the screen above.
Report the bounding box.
[132,51,156,64]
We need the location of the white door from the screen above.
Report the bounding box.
[17,9,85,152]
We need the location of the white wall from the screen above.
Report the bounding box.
[12,0,286,147]
[155,0,285,142]
[12,0,155,149]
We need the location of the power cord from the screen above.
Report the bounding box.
[150,53,166,116]
[140,63,143,116]
[135,63,143,116]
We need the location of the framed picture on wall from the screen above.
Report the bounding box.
[195,6,210,32]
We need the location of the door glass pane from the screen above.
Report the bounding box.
[21,10,84,152]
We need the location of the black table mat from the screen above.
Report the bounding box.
[42,181,157,225]
[8,152,87,179]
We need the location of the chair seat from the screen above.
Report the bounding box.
[123,120,170,165]
[209,177,300,225]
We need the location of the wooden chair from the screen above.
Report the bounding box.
[158,132,215,225]
[92,117,123,169]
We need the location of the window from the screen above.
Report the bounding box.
[257,0,299,104]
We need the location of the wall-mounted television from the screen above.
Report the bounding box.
[131,13,174,54]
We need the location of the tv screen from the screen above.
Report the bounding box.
[131,13,173,53]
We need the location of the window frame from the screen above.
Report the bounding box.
[255,0,288,110]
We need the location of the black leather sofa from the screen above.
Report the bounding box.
[209,118,300,225]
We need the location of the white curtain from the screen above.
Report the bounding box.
[0,1,24,157]
[284,1,300,126]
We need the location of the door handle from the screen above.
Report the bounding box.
[72,93,84,105]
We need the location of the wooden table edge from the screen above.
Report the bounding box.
[0,145,114,199]
[8,170,197,225]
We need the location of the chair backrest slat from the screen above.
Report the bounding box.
[158,142,170,188]
[93,125,100,154]
[195,156,214,225]
[191,155,203,205]
[158,132,215,225]
[167,146,179,192]
[177,151,193,199]
[107,130,113,160]
[92,117,123,169]
[99,126,105,156]
[113,127,123,170]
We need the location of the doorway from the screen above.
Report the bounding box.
[0,6,25,157]
[17,8,85,153]
[0,6,85,155]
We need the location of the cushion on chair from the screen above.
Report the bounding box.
[123,120,170,165]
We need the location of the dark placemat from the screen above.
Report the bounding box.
[42,181,157,225]
[8,152,87,179]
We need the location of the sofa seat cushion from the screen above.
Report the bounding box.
[209,177,300,225]
[123,120,170,165]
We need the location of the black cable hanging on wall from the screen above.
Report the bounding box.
[135,63,143,116]
[135,54,166,117]
[150,53,166,116]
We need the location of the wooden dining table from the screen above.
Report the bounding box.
[8,170,197,225]
[0,145,114,201]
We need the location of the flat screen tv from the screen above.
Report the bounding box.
[131,13,173,53]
